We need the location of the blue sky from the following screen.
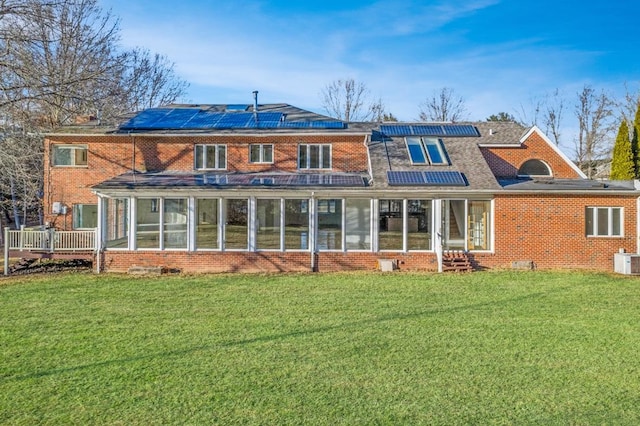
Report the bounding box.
[102,0,639,149]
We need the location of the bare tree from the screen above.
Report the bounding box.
[542,89,565,145]
[320,79,385,122]
[619,81,640,130]
[418,87,467,122]
[0,0,189,227]
[574,85,615,178]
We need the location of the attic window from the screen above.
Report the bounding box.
[518,159,551,177]
[405,137,449,165]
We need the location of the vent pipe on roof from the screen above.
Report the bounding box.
[253,90,259,112]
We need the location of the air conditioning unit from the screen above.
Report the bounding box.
[614,253,640,275]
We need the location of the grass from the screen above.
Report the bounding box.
[1,271,640,425]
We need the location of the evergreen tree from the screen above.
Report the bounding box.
[610,120,634,180]
[632,105,640,177]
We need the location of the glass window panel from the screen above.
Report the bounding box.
[136,198,160,249]
[257,199,281,250]
[163,198,187,249]
[379,199,403,250]
[597,208,609,236]
[423,138,447,165]
[250,145,261,163]
[346,199,371,250]
[72,204,97,229]
[206,146,217,169]
[612,208,622,236]
[585,207,595,236]
[105,198,129,249]
[54,146,72,165]
[225,199,248,249]
[263,145,273,163]
[407,200,431,251]
[309,145,320,168]
[298,145,307,169]
[196,199,219,249]
[317,199,342,250]
[195,145,204,169]
[217,145,226,169]
[285,199,309,250]
[322,145,331,169]
[468,201,491,250]
[405,137,427,164]
[75,148,88,166]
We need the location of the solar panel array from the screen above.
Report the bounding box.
[196,173,365,187]
[380,124,479,137]
[120,108,346,130]
[387,170,467,186]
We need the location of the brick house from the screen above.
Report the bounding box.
[42,101,639,273]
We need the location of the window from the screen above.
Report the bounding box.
[405,137,448,165]
[256,199,281,250]
[195,144,226,169]
[163,198,188,249]
[407,200,432,250]
[72,204,97,229]
[317,199,342,250]
[52,145,87,166]
[284,199,309,250]
[225,199,248,249]
[196,199,219,249]
[299,144,331,169]
[518,159,551,177]
[379,199,403,250]
[250,144,273,163]
[346,199,371,250]
[105,198,128,249]
[442,199,492,251]
[136,198,160,249]
[586,207,622,237]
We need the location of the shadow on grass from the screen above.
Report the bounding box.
[3,285,570,383]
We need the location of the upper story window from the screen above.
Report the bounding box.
[405,137,448,165]
[52,145,87,167]
[518,159,552,177]
[250,144,273,163]
[298,144,331,169]
[586,207,623,237]
[195,144,226,170]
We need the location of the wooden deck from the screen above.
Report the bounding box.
[3,228,98,275]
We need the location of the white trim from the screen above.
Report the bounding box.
[521,126,587,179]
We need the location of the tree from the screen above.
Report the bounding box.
[632,104,640,177]
[320,79,385,122]
[0,0,189,227]
[418,87,467,122]
[610,120,634,180]
[574,85,615,178]
[487,112,518,122]
[542,88,565,145]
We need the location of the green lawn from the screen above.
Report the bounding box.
[1,271,640,425]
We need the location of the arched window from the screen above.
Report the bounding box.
[518,159,552,177]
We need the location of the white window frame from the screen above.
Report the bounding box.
[195,144,227,170]
[586,207,623,237]
[298,144,332,170]
[52,145,88,167]
[72,203,98,229]
[249,144,274,164]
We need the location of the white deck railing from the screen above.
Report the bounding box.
[5,228,97,252]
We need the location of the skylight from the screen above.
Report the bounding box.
[405,137,449,165]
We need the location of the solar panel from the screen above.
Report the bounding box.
[387,170,467,186]
[120,108,173,129]
[387,171,427,185]
[157,109,201,128]
[225,104,249,111]
[442,124,478,136]
[380,124,413,136]
[280,121,346,129]
[184,111,224,128]
[423,171,467,186]
[411,125,444,135]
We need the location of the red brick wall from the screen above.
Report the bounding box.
[481,130,581,178]
[44,133,368,228]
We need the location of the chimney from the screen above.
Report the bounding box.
[253,90,259,112]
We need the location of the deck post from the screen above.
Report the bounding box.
[3,227,8,276]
